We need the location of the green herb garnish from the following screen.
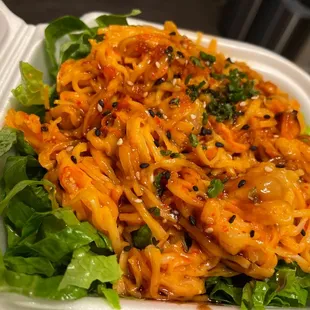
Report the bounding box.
[207,179,224,198]
[200,51,216,64]
[189,133,199,148]
[190,56,204,69]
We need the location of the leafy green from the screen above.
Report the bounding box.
[96,9,141,27]
[131,224,152,249]
[98,284,121,310]
[207,99,235,122]
[153,172,165,196]
[0,179,54,215]
[11,62,48,106]
[207,179,224,198]
[4,256,55,277]
[189,133,199,148]
[45,16,91,76]
[0,127,35,157]
[189,56,204,69]
[59,247,121,290]
[148,207,160,216]
[202,111,208,125]
[160,150,172,156]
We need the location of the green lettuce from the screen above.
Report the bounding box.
[11,62,48,106]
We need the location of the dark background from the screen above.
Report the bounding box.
[3,0,225,35]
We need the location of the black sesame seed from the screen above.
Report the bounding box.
[200,127,208,136]
[173,73,181,79]
[154,77,165,86]
[41,126,48,132]
[164,171,171,180]
[229,215,236,224]
[112,101,118,108]
[192,185,199,191]
[189,215,196,226]
[139,163,150,169]
[264,114,271,119]
[250,145,258,151]
[238,179,246,188]
[241,124,250,130]
[95,128,101,136]
[250,230,255,238]
[166,131,172,140]
[166,46,173,54]
[205,128,212,135]
[124,245,131,252]
[149,109,155,118]
[98,99,104,107]
[102,110,111,117]
[177,51,184,58]
[154,139,160,147]
[276,163,286,168]
[71,156,77,164]
[215,142,224,148]
[301,229,306,236]
[169,31,176,36]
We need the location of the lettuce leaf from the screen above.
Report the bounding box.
[11,62,48,106]
[95,9,141,27]
[59,246,121,290]
[98,284,121,310]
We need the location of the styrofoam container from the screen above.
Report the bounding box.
[0,0,310,309]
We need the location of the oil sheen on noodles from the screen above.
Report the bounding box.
[5,21,310,301]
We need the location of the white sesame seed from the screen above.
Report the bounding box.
[136,171,140,180]
[203,102,207,108]
[206,61,210,66]
[239,101,247,107]
[206,217,214,225]
[134,198,143,203]
[155,61,160,68]
[127,81,134,86]
[97,104,103,112]
[206,228,214,234]
[143,92,148,98]
[117,138,123,146]
[150,174,154,183]
[252,95,259,100]
[163,114,168,119]
[172,79,177,85]
[147,59,151,64]
[66,146,74,152]
[264,166,273,172]
[190,114,196,120]
[274,135,279,138]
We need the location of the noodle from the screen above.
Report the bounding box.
[5,20,310,300]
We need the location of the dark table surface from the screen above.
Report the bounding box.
[3,0,224,35]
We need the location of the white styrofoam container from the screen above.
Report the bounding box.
[0,0,310,309]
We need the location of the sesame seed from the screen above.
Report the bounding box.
[71,156,77,164]
[203,102,207,108]
[95,128,101,136]
[150,174,154,183]
[250,230,255,238]
[301,229,306,236]
[155,61,160,68]
[252,95,259,99]
[149,109,155,117]
[41,126,48,132]
[136,172,140,180]
[127,81,134,86]
[274,135,280,138]
[172,79,177,85]
[174,74,181,79]
[276,163,285,168]
[238,179,246,188]
[264,114,271,119]
[239,102,247,107]
[154,77,165,85]
[241,124,250,130]
[134,198,143,203]
[140,163,150,169]
[215,142,224,148]
[112,101,118,108]
[177,51,184,58]
[117,138,123,146]
[143,92,148,98]
[189,215,196,226]
[200,127,208,136]
[98,99,104,107]
[166,131,172,140]
[190,114,196,120]
[66,146,74,152]
[206,228,214,234]
[163,115,168,119]
[250,145,257,151]
[97,104,103,113]
[166,46,173,53]
[264,166,273,172]
[102,110,111,117]
[229,215,236,224]
[192,185,199,191]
